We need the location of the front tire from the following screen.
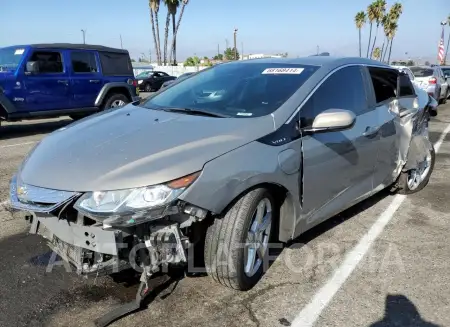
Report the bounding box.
[397,145,435,194]
[204,188,275,291]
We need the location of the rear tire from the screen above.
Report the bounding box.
[144,83,152,92]
[102,93,129,110]
[396,145,435,195]
[204,188,275,291]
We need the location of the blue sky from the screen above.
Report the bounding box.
[1,0,448,61]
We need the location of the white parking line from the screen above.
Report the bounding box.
[0,141,36,149]
[292,123,450,327]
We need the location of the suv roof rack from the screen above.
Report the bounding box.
[30,43,128,54]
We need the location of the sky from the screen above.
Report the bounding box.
[1,0,449,62]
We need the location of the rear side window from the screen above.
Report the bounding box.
[71,51,98,73]
[398,73,415,97]
[410,67,433,77]
[300,66,368,127]
[28,51,63,73]
[98,51,132,76]
[368,67,397,104]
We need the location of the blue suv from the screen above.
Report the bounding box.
[0,43,140,124]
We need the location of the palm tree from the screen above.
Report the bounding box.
[355,11,366,57]
[370,0,387,59]
[381,14,390,62]
[148,0,160,64]
[169,0,188,65]
[387,20,398,64]
[168,0,180,65]
[366,3,376,58]
[163,1,171,65]
[150,0,162,65]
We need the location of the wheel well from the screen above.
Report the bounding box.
[0,103,7,120]
[216,182,294,243]
[102,87,131,104]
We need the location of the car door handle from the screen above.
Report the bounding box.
[57,80,68,85]
[89,79,100,83]
[362,126,380,137]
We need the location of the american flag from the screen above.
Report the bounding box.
[438,28,445,64]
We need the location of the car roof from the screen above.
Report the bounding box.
[392,65,411,70]
[222,56,391,70]
[25,43,128,54]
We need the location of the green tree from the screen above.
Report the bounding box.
[386,3,402,64]
[149,0,162,65]
[224,47,240,60]
[369,0,387,59]
[372,47,381,60]
[355,11,366,57]
[131,59,136,62]
[169,0,189,65]
[366,3,376,58]
[184,56,199,66]
[213,53,224,60]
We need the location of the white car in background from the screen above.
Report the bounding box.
[409,66,449,104]
[392,65,416,83]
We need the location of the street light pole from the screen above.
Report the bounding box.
[442,20,449,65]
[233,28,238,60]
[120,34,123,49]
[81,29,86,44]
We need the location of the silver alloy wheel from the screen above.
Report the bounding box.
[244,198,272,277]
[110,100,125,108]
[407,150,432,191]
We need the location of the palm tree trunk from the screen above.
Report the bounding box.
[149,8,159,65]
[163,12,170,65]
[388,38,394,64]
[381,37,388,62]
[366,23,373,58]
[169,2,186,65]
[358,28,362,57]
[380,41,385,62]
[370,24,379,59]
[155,12,162,65]
[172,14,177,65]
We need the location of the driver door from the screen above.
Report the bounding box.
[297,65,379,233]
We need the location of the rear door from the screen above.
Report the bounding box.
[299,65,379,227]
[22,49,70,111]
[69,50,103,108]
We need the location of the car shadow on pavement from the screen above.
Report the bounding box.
[290,188,390,247]
[0,119,72,140]
[369,294,442,327]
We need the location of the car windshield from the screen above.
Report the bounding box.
[136,71,153,78]
[410,67,434,77]
[141,62,319,118]
[0,47,25,72]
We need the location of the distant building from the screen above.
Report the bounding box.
[241,53,283,60]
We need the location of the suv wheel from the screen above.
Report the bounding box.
[204,188,275,291]
[102,94,129,110]
[396,144,435,194]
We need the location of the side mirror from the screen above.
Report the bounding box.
[304,109,356,133]
[26,61,39,74]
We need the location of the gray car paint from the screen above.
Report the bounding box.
[15,57,432,243]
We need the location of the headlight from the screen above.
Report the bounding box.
[74,172,200,226]
[138,80,143,85]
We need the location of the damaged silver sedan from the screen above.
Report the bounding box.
[10,57,438,319]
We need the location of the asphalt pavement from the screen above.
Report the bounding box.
[0,101,449,327]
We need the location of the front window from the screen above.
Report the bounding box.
[410,67,433,77]
[136,71,153,78]
[0,47,25,72]
[141,62,319,118]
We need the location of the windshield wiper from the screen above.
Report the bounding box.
[160,107,229,118]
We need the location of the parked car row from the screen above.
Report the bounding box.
[392,64,449,104]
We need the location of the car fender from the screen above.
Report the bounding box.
[94,82,134,107]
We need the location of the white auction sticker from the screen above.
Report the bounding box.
[14,49,25,55]
[261,68,304,75]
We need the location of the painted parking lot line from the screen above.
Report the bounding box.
[292,122,450,327]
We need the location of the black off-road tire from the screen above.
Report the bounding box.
[204,188,275,291]
[102,93,129,110]
[396,146,435,195]
[144,83,152,92]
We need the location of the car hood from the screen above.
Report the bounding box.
[20,105,273,191]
